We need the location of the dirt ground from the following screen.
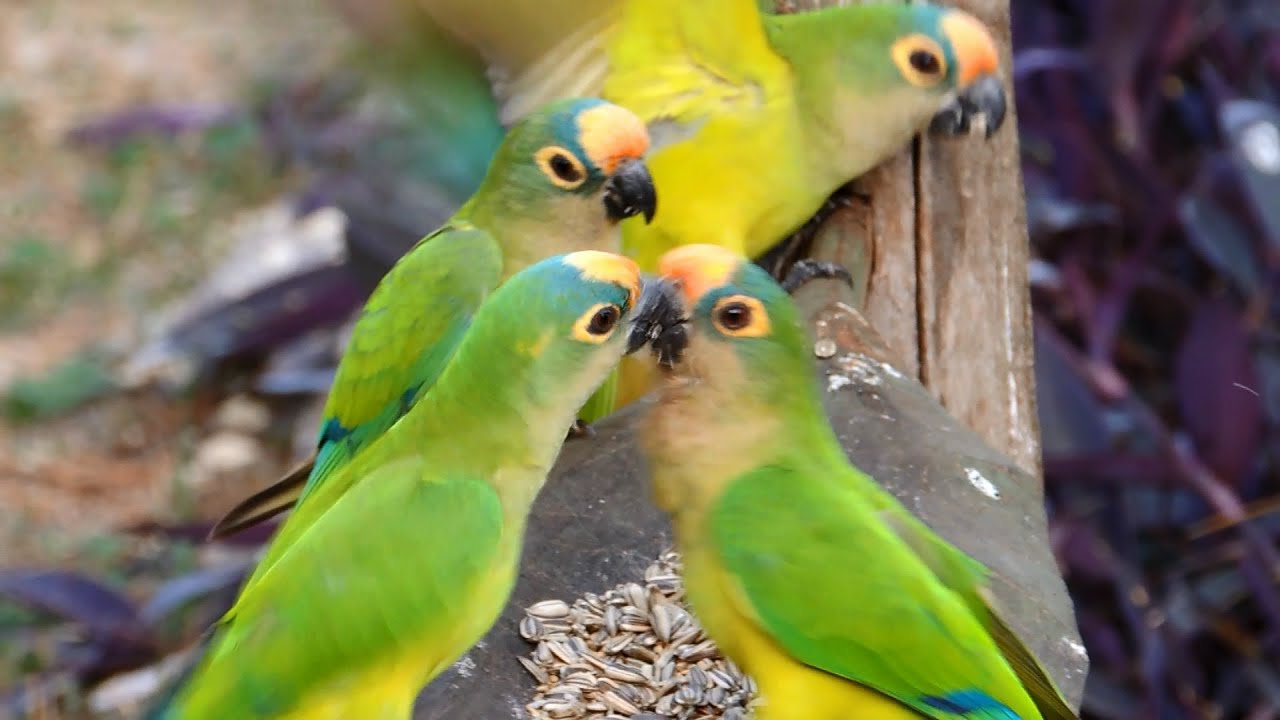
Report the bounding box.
[0,0,350,568]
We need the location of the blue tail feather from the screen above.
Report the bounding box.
[922,689,1023,719]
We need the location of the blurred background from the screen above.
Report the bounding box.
[0,0,1277,718]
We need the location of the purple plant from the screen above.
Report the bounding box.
[1016,0,1280,716]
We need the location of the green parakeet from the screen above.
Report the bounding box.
[631,244,1079,720]
[210,97,655,541]
[149,250,656,719]
[408,0,1005,268]
[392,0,1007,409]
[203,0,1004,433]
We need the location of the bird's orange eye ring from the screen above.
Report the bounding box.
[711,295,770,338]
[891,34,948,88]
[572,302,623,344]
[536,146,588,190]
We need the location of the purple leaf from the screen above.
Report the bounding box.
[0,570,157,688]
[1080,670,1143,720]
[1178,193,1264,295]
[66,104,243,146]
[1044,453,1179,487]
[255,367,336,396]
[1025,185,1120,238]
[1220,100,1280,251]
[1035,322,1113,456]
[1085,2,1157,150]
[254,329,341,396]
[0,570,143,642]
[1052,517,1119,582]
[166,265,365,363]
[139,561,253,629]
[1077,610,1128,671]
[1255,341,1280,427]
[1174,300,1264,486]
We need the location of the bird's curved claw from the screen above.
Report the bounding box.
[566,419,596,441]
[780,259,855,295]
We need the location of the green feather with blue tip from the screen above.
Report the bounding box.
[639,245,1079,720]
[147,250,649,719]
[210,97,655,544]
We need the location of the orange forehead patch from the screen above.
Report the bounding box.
[941,10,1000,86]
[658,244,742,307]
[564,250,642,308]
[576,103,650,175]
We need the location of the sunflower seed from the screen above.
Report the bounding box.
[520,615,545,641]
[518,656,548,684]
[604,631,637,655]
[626,583,649,612]
[546,639,579,664]
[533,641,554,665]
[517,550,757,718]
[709,686,729,707]
[600,659,648,684]
[676,683,704,706]
[601,690,641,715]
[542,699,579,718]
[528,599,572,619]
[622,644,657,663]
[650,603,673,643]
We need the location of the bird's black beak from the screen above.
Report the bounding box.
[626,274,688,368]
[604,158,658,224]
[929,74,1007,139]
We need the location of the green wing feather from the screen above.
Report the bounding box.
[840,465,1079,720]
[416,0,785,130]
[209,226,502,541]
[167,459,506,717]
[603,0,785,126]
[711,465,1043,720]
[313,224,502,454]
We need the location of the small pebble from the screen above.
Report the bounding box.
[212,394,272,434]
[192,432,261,483]
[813,338,837,359]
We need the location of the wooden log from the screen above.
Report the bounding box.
[796,0,1041,480]
[914,0,1043,478]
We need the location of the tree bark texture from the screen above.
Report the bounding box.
[816,0,1043,478]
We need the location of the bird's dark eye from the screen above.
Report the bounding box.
[587,305,620,335]
[909,49,941,75]
[550,153,582,182]
[716,302,751,331]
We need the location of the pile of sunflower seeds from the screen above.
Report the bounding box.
[518,550,758,719]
